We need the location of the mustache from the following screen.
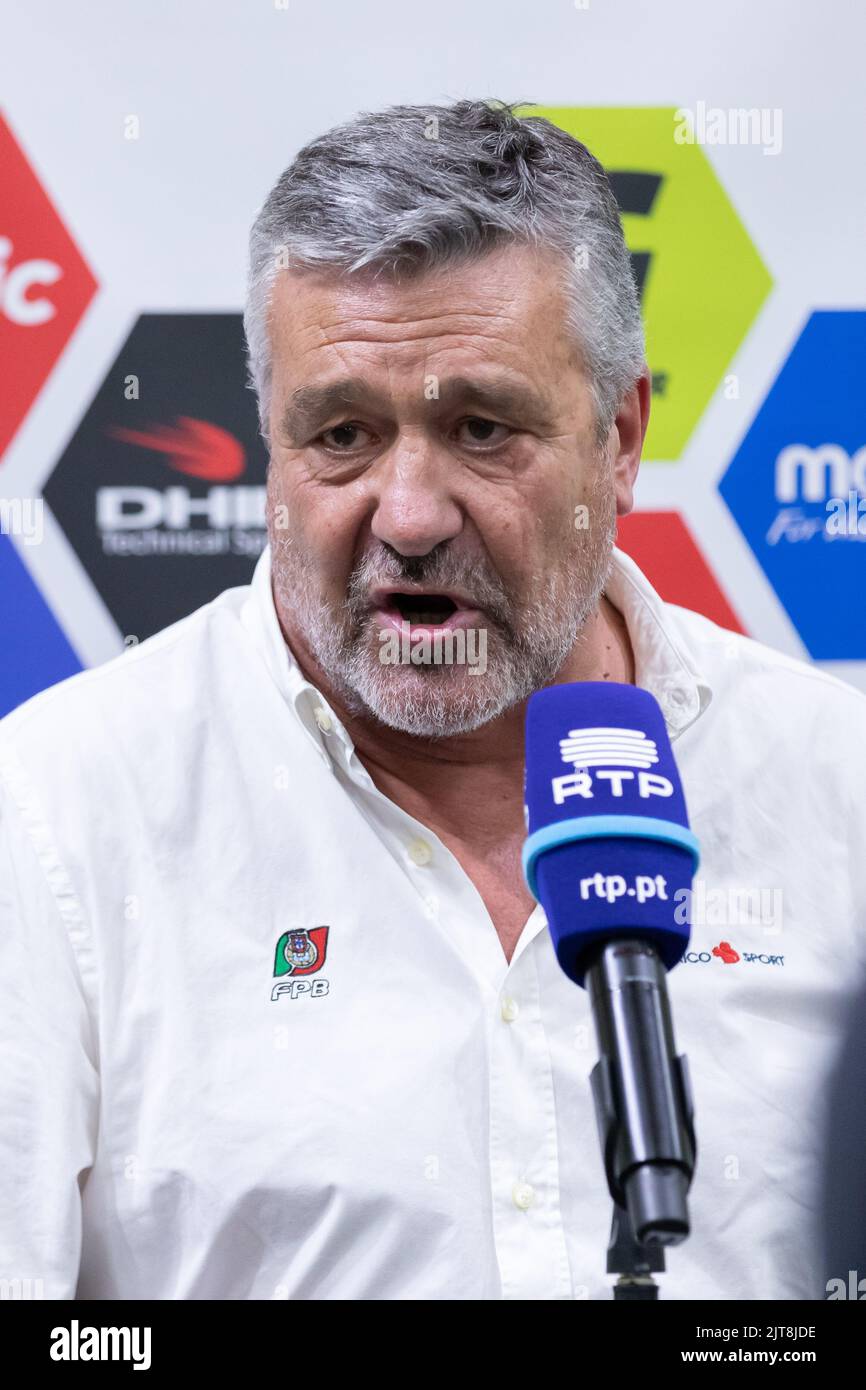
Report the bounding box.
[345,544,514,630]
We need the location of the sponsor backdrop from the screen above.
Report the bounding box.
[1,0,864,716]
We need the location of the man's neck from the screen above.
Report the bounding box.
[275,590,635,845]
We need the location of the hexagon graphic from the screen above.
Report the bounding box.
[616,510,745,633]
[0,533,83,717]
[0,112,98,458]
[42,313,268,642]
[719,311,866,660]
[521,107,772,461]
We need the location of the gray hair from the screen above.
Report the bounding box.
[244,98,645,446]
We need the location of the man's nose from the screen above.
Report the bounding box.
[369,437,463,557]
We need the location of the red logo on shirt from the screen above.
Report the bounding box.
[712,940,740,964]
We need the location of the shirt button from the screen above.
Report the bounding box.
[512,1182,536,1211]
[313,706,333,733]
[407,838,433,866]
[500,996,520,1022]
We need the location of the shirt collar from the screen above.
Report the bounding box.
[602,545,714,739]
[240,543,344,770]
[241,541,714,766]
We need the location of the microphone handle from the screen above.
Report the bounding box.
[586,937,697,1247]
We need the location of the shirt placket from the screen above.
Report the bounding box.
[337,747,575,1299]
[488,931,575,1299]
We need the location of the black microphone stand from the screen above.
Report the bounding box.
[606,1200,666,1300]
[586,938,697,1300]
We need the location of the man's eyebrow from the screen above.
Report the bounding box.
[281,378,373,440]
[439,376,554,424]
[278,374,554,441]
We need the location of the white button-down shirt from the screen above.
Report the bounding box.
[1,544,865,1301]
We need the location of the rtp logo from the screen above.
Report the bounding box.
[719,312,866,659]
[552,726,674,804]
[519,107,772,461]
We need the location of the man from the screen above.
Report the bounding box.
[1,98,864,1301]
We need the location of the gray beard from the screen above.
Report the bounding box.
[269,500,616,739]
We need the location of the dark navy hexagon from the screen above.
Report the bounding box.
[719,311,866,659]
[42,313,268,642]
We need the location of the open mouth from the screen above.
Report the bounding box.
[370,587,483,635]
[390,592,458,626]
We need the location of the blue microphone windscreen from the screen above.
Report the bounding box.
[522,682,699,984]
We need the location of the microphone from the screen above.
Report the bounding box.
[522,681,700,1251]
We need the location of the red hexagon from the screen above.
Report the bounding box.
[616,511,746,633]
[0,112,98,459]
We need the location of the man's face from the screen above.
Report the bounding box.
[265,243,620,736]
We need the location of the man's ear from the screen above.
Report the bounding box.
[609,369,651,516]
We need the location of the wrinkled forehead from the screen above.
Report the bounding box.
[270,244,577,356]
[266,244,589,426]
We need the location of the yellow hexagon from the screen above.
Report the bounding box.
[522,106,773,460]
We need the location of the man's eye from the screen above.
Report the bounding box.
[455,417,512,447]
[318,423,374,450]
[314,418,511,452]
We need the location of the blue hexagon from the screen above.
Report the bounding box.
[719,311,866,659]
[0,533,82,716]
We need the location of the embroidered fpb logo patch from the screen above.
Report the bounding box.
[271,927,330,1002]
